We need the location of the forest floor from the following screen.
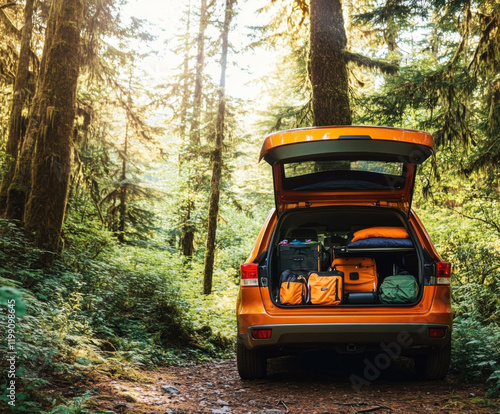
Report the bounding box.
[83,352,500,414]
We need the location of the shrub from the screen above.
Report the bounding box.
[0,218,235,411]
[451,316,500,396]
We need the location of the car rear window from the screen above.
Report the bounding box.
[282,160,406,191]
[284,160,404,178]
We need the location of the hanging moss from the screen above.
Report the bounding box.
[342,50,399,75]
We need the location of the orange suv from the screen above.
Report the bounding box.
[236,126,452,381]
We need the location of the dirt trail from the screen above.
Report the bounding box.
[90,353,499,414]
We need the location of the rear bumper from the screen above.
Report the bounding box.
[239,323,451,352]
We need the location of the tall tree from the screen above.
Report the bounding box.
[203,0,236,295]
[309,0,352,125]
[67,9,161,245]
[180,0,214,258]
[4,0,59,222]
[190,0,210,146]
[178,2,193,139]
[0,1,22,88]
[23,0,83,255]
[0,0,35,215]
[263,0,396,128]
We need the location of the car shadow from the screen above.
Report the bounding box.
[267,350,419,384]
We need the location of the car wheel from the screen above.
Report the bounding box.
[415,342,451,380]
[236,341,267,379]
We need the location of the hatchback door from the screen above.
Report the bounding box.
[259,126,434,216]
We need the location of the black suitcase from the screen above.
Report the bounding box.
[278,243,325,272]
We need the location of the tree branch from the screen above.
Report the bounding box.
[342,50,399,75]
[450,206,500,235]
[0,7,21,38]
[0,2,17,10]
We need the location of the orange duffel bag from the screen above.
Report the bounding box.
[279,270,308,305]
[307,271,343,305]
[331,257,377,293]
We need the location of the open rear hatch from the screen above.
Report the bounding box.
[259,126,434,310]
[259,126,433,216]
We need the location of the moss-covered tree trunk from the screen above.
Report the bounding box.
[0,0,35,216]
[309,0,352,126]
[5,0,59,222]
[23,0,83,255]
[203,0,236,295]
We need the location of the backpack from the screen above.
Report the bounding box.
[279,270,308,305]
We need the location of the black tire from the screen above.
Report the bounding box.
[415,342,451,380]
[236,341,267,379]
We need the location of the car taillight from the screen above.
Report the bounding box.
[429,328,447,338]
[436,262,451,285]
[240,263,258,286]
[251,329,272,339]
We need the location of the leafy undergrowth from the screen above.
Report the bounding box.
[419,206,500,398]
[452,317,500,398]
[0,219,237,412]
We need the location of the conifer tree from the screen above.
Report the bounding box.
[203,0,237,295]
[178,2,194,139]
[5,0,59,222]
[0,0,35,215]
[23,0,83,256]
[262,0,398,128]
[180,0,215,258]
[354,0,499,159]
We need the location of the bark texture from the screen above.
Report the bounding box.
[180,199,195,257]
[23,0,83,254]
[203,0,236,295]
[0,0,35,215]
[5,0,59,222]
[309,0,352,126]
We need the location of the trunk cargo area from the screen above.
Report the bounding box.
[266,207,426,308]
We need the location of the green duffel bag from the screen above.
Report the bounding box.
[379,273,419,304]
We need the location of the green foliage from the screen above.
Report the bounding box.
[0,151,12,175]
[0,216,238,411]
[452,283,500,324]
[488,370,500,398]
[417,205,499,396]
[451,316,500,396]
